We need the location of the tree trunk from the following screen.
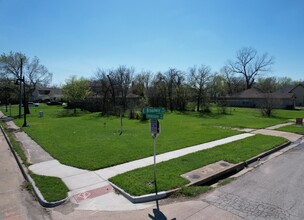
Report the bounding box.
[197,96,200,112]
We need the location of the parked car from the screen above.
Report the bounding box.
[46,101,63,106]
[28,102,40,107]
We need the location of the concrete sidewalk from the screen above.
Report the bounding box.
[28,133,254,182]
[28,133,254,211]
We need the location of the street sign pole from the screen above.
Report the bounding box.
[143,108,165,199]
[153,134,158,196]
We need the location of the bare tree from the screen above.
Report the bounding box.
[0,76,16,111]
[93,68,112,113]
[164,68,182,112]
[227,47,274,89]
[0,51,52,98]
[259,94,281,117]
[0,51,26,78]
[174,72,187,110]
[188,65,211,112]
[221,66,236,95]
[107,66,134,112]
[25,56,53,96]
[132,71,152,97]
[148,72,167,108]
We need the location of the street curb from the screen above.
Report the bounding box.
[27,175,68,208]
[110,141,291,203]
[109,182,169,203]
[245,141,291,165]
[0,125,68,208]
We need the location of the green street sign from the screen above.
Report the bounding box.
[142,107,166,114]
[146,113,163,120]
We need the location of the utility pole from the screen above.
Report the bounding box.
[18,59,23,118]
[22,75,28,127]
[15,59,28,127]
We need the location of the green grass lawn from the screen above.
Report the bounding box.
[276,124,304,135]
[1,104,302,170]
[30,173,69,202]
[110,134,287,196]
[272,108,304,119]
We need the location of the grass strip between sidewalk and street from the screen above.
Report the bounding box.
[110,134,287,196]
[0,122,69,203]
[0,122,30,167]
[276,125,304,135]
[30,173,69,202]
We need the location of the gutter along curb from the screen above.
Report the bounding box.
[0,125,68,208]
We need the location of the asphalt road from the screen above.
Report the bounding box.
[0,131,51,220]
[203,143,304,220]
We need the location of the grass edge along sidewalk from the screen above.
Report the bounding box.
[276,125,304,135]
[0,122,69,205]
[110,134,287,196]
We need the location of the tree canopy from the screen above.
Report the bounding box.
[62,76,91,112]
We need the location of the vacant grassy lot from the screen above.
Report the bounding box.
[110,134,287,196]
[1,105,301,170]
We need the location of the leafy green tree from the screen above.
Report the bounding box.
[256,77,278,92]
[62,76,91,113]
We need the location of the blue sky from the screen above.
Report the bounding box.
[1,0,304,85]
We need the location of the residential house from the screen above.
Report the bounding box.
[224,88,295,109]
[275,84,304,106]
[31,87,63,102]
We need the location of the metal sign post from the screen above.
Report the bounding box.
[143,107,165,198]
[153,132,158,196]
[150,118,160,196]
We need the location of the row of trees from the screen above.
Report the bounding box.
[1,48,302,116]
[62,47,302,115]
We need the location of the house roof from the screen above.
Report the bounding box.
[225,88,263,98]
[37,87,62,96]
[275,84,304,94]
[225,88,294,99]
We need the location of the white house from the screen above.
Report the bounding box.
[31,87,63,102]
